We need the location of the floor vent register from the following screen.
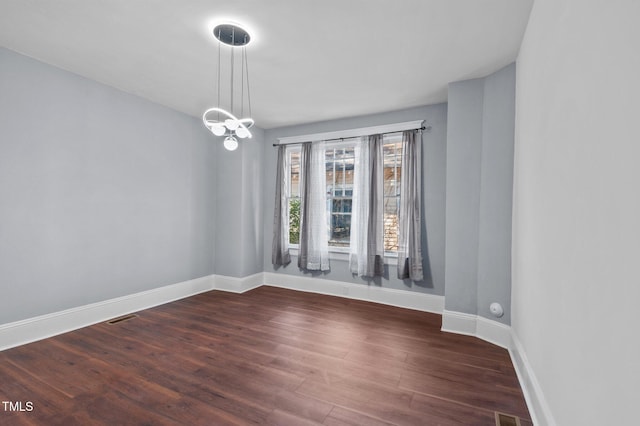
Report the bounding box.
[106,314,138,325]
[495,412,522,426]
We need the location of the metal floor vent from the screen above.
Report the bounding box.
[106,314,138,325]
[495,412,521,426]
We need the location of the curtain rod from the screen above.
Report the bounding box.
[272,126,429,147]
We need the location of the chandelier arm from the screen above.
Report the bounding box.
[203,108,252,139]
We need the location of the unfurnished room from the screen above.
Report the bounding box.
[1,1,638,425]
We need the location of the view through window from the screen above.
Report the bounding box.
[287,133,402,251]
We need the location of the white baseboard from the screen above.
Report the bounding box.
[477,316,513,349]
[510,332,556,426]
[214,272,264,293]
[0,272,270,351]
[441,310,513,349]
[0,272,442,351]
[441,309,477,336]
[263,272,444,314]
[0,274,216,351]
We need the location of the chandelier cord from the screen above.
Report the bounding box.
[241,46,245,118]
[244,46,252,118]
[216,28,221,122]
[230,27,235,117]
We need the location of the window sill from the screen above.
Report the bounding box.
[288,247,398,264]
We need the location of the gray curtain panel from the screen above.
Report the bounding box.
[272,145,291,266]
[350,134,384,277]
[366,134,385,277]
[297,142,312,269]
[397,130,424,280]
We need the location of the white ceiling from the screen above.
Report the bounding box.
[0,0,533,129]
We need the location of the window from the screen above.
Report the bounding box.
[286,133,403,252]
[325,142,355,247]
[288,150,301,245]
[382,134,402,252]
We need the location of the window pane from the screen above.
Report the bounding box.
[325,148,335,163]
[332,199,352,213]
[290,151,300,197]
[384,167,396,196]
[330,213,351,246]
[288,197,300,245]
[383,210,398,251]
[383,138,402,252]
[344,148,354,186]
[326,170,334,195]
[344,165,354,186]
[324,142,355,247]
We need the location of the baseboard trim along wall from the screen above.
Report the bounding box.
[0,274,216,351]
[441,309,513,349]
[214,272,264,294]
[510,332,556,426]
[476,316,514,350]
[0,272,443,351]
[441,309,478,336]
[263,272,445,314]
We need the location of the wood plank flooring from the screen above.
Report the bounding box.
[0,286,532,425]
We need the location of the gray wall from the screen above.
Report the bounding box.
[0,47,217,324]
[444,78,484,314]
[262,105,448,296]
[445,63,515,324]
[215,127,265,277]
[477,64,515,323]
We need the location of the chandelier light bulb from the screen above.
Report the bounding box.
[225,119,239,130]
[223,136,239,151]
[211,124,226,136]
[235,127,250,139]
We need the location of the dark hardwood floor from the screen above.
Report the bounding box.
[0,286,532,425]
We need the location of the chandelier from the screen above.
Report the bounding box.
[202,23,254,151]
